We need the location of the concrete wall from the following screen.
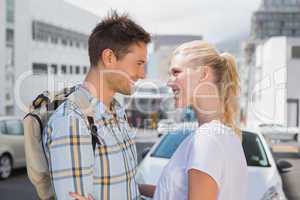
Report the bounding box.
[286,38,300,100]
[249,37,287,125]
[0,0,6,116]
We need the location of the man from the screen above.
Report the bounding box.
[44,11,150,200]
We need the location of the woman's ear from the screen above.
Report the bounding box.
[101,49,117,68]
[198,66,209,82]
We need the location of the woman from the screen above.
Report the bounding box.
[140,40,248,200]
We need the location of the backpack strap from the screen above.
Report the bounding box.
[24,113,43,134]
[67,88,101,153]
[87,116,101,154]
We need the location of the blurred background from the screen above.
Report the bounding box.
[0,0,300,199]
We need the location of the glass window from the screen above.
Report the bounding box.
[4,120,23,135]
[61,65,67,74]
[151,129,192,159]
[83,66,88,74]
[69,65,73,74]
[6,0,14,23]
[292,46,300,59]
[6,29,14,43]
[51,64,57,74]
[75,66,80,74]
[242,131,270,167]
[0,121,6,133]
[32,63,48,75]
[61,39,68,46]
[51,37,58,44]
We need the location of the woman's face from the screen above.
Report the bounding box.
[168,54,219,114]
[167,54,203,108]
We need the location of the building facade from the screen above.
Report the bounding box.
[248,37,300,126]
[243,0,300,124]
[251,0,300,40]
[0,0,99,117]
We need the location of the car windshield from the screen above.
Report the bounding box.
[151,129,193,159]
[151,129,270,167]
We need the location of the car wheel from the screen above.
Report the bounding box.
[0,154,12,179]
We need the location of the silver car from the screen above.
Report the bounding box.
[0,116,25,179]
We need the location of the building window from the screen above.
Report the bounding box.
[75,42,80,48]
[6,29,14,44]
[6,0,14,23]
[5,93,10,101]
[32,63,48,75]
[292,46,300,59]
[51,37,58,44]
[51,64,58,74]
[61,65,67,74]
[61,39,68,46]
[83,66,88,74]
[75,66,80,74]
[69,65,73,74]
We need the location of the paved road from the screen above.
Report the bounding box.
[0,141,299,200]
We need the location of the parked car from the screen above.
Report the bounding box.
[259,123,300,142]
[157,119,176,135]
[137,127,291,200]
[0,116,26,179]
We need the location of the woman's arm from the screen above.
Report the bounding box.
[188,169,218,200]
[138,184,156,198]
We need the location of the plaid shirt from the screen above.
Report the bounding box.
[44,85,140,200]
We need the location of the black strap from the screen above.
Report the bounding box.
[87,116,101,154]
[24,113,43,134]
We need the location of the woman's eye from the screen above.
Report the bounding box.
[173,70,180,76]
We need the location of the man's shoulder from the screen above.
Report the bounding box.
[47,99,86,131]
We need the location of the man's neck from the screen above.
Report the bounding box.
[83,68,115,110]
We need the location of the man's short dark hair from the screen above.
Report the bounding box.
[88,11,151,67]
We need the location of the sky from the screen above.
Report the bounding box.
[65,0,261,43]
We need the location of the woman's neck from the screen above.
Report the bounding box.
[192,104,222,126]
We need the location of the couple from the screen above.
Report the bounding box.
[44,11,247,200]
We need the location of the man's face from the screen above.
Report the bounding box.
[106,42,147,95]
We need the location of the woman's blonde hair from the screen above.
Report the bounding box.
[172,40,241,135]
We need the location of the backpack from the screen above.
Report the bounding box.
[23,86,100,200]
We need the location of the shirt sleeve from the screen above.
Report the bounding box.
[186,133,224,188]
[45,111,94,200]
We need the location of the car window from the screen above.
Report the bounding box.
[3,120,24,136]
[242,131,270,167]
[151,129,192,159]
[0,121,6,133]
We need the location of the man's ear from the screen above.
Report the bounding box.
[101,49,117,68]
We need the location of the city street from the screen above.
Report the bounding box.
[0,136,300,200]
